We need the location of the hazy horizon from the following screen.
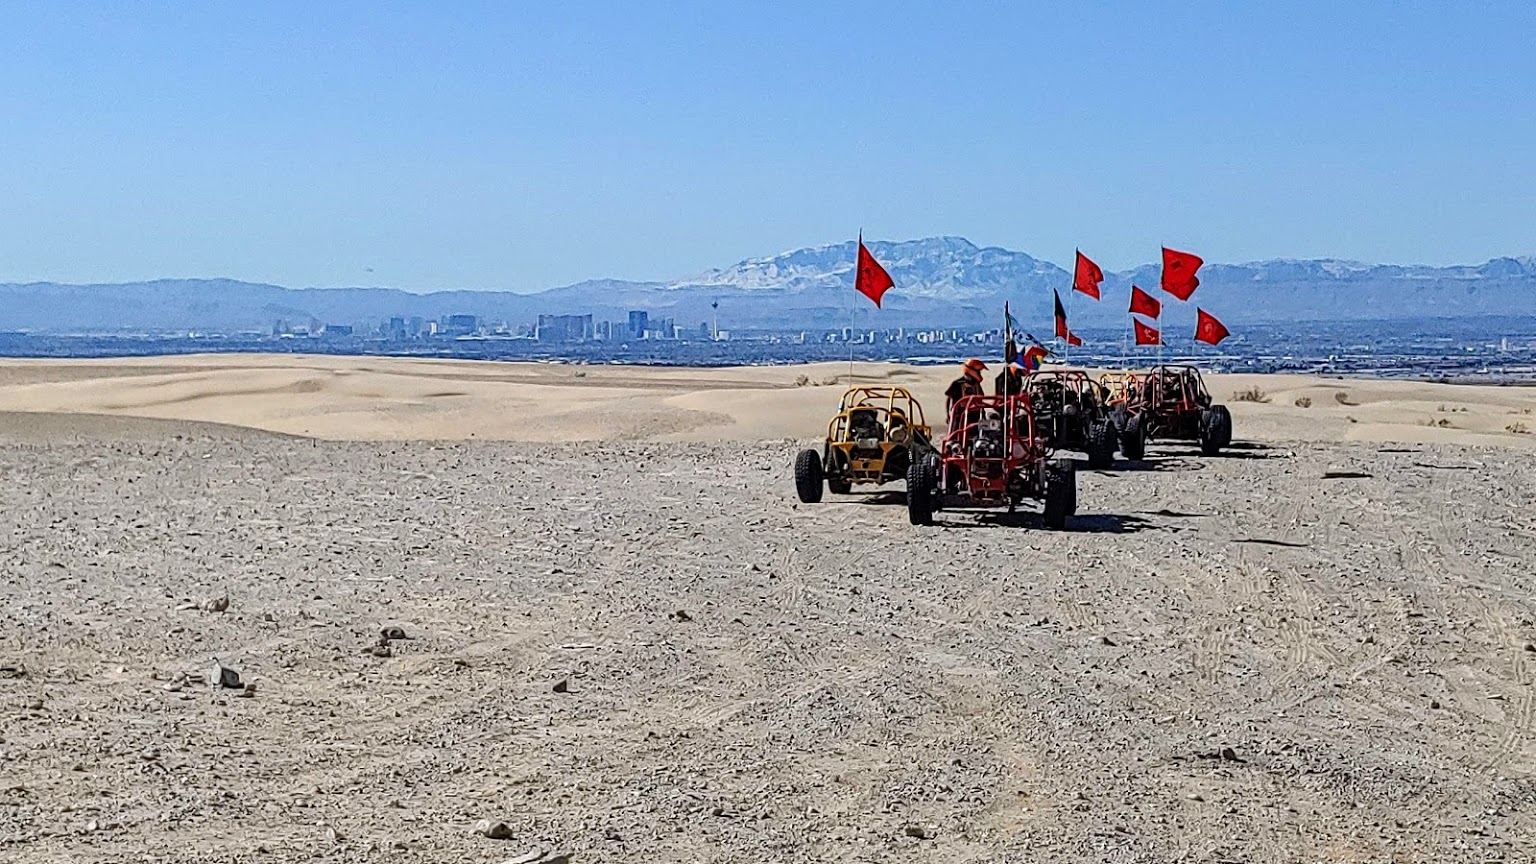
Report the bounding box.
[4,233,1536,296]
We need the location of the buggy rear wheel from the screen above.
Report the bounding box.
[1043,460,1075,530]
[1200,405,1233,455]
[794,449,824,503]
[827,475,852,495]
[1087,419,1116,469]
[1120,413,1146,461]
[906,455,936,526]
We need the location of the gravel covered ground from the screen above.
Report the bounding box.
[2,429,1535,863]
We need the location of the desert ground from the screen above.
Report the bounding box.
[1,354,1534,863]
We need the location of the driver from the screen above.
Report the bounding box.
[994,358,1027,397]
[945,358,987,417]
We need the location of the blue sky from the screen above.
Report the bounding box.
[2,1,1532,292]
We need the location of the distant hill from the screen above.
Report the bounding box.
[4,238,1534,332]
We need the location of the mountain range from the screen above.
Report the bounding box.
[4,237,1535,332]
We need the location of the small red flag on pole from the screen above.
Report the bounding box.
[1160,247,1204,301]
[1194,308,1230,345]
[1053,290,1083,346]
[1128,285,1161,319]
[1072,250,1103,300]
[854,235,894,308]
[1133,319,1161,346]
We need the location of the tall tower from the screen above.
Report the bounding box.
[711,298,719,341]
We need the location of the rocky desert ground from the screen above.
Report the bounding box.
[1,356,1535,863]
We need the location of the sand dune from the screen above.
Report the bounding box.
[1,354,1532,448]
[4,353,1536,861]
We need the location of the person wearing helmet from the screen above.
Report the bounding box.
[945,358,987,417]
[994,358,1027,398]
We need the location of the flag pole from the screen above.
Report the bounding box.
[1064,252,1074,367]
[847,231,859,387]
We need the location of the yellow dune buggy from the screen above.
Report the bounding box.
[794,386,934,503]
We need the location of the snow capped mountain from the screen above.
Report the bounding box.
[4,238,1535,331]
[668,236,1066,301]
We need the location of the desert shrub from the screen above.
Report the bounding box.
[820,377,842,386]
[794,374,811,387]
[1508,422,1530,434]
[1436,418,1454,428]
[573,370,587,378]
[1233,386,1270,403]
[1346,416,1358,424]
[1335,392,1357,406]
[1436,404,1446,412]
[1294,396,1312,408]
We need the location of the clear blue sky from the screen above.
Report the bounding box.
[2,1,1533,292]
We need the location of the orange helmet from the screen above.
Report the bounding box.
[962,358,987,380]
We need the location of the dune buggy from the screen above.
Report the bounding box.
[906,394,1076,528]
[1024,369,1118,469]
[1109,365,1233,458]
[794,386,934,503]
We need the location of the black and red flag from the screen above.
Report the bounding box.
[854,234,894,308]
[1073,250,1104,300]
[1129,285,1161,319]
[1160,246,1204,301]
[1194,308,1230,345]
[1053,289,1083,346]
[1133,319,1161,346]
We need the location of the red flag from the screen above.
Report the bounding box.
[1160,247,1203,301]
[1128,285,1161,319]
[1053,289,1084,345]
[1073,250,1103,300]
[1194,308,1230,345]
[854,237,894,308]
[1133,319,1161,346]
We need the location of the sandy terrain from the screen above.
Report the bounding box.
[2,353,1534,447]
[2,355,1535,863]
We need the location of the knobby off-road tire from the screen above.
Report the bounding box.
[1087,419,1117,469]
[906,456,936,526]
[1199,405,1233,455]
[1119,413,1146,461]
[1043,460,1076,530]
[827,474,852,495]
[794,449,824,503]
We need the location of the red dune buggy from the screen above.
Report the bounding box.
[906,394,1076,528]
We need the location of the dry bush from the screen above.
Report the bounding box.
[1436,418,1454,428]
[1233,386,1270,403]
[1508,422,1530,435]
[820,377,842,386]
[1335,392,1357,406]
[1436,404,1447,412]
[1294,396,1312,408]
[1346,416,1358,424]
[793,374,811,387]
[573,370,587,378]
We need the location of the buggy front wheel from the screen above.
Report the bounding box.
[1087,419,1117,469]
[1043,460,1076,530]
[794,449,824,503]
[906,456,936,526]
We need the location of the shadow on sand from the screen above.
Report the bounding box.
[826,490,908,506]
[938,510,1158,533]
[1094,455,1199,474]
[1233,537,1311,549]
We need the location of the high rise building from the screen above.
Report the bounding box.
[627,310,649,340]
